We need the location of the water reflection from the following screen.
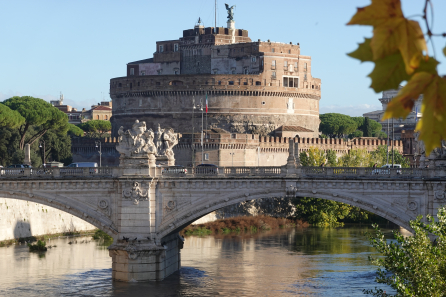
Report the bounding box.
[0,226,393,296]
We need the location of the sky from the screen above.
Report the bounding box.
[1,0,445,116]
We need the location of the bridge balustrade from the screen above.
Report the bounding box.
[0,168,24,176]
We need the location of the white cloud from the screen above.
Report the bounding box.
[320,104,382,117]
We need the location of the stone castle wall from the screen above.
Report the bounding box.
[110,74,321,138]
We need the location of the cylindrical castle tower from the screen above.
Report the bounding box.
[110,22,321,137]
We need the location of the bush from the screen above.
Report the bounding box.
[92,229,113,241]
[28,240,47,252]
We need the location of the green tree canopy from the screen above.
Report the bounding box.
[364,206,446,297]
[3,96,69,149]
[370,145,410,168]
[67,124,84,137]
[348,130,364,139]
[77,120,111,138]
[0,103,25,128]
[319,113,358,138]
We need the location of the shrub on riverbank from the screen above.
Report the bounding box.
[92,229,113,241]
[28,240,47,252]
[181,215,307,236]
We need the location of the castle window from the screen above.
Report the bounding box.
[288,50,291,54]
[312,85,314,89]
[272,71,276,79]
[174,43,179,52]
[137,82,140,86]
[272,48,275,53]
[304,73,307,81]
[159,45,164,53]
[231,69,236,74]
[213,69,218,74]
[271,60,276,70]
[304,63,307,71]
[251,56,256,62]
[218,81,222,85]
[105,115,108,120]
[174,69,179,75]
[256,81,261,86]
[231,134,236,139]
[262,101,266,105]
[130,68,134,76]
[243,68,249,74]
[228,81,234,85]
[141,71,145,76]
[118,83,122,87]
[294,62,298,70]
[204,153,209,161]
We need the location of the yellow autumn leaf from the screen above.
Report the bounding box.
[348,0,427,74]
[347,0,403,27]
[416,76,446,154]
[382,72,433,120]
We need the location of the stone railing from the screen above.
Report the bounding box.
[0,166,444,179]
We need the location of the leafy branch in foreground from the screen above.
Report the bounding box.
[347,0,446,155]
[364,206,446,296]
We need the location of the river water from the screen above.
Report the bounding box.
[0,226,395,296]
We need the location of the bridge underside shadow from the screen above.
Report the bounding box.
[157,187,417,240]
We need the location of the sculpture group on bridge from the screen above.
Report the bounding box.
[116,120,178,166]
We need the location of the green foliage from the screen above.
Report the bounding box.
[352,116,382,136]
[292,197,352,227]
[326,149,337,167]
[373,131,387,139]
[349,130,364,139]
[338,148,371,167]
[319,113,357,138]
[363,117,373,137]
[41,129,73,165]
[28,240,47,252]
[67,124,84,137]
[0,103,25,128]
[364,206,446,297]
[370,145,410,168]
[77,120,111,138]
[3,96,69,149]
[92,229,113,241]
[299,147,327,167]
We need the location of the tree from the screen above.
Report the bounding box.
[347,0,446,154]
[299,147,326,167]
[293,197,353,227]
[373,131,387,139]
[364,206,446,297]
[0,103,25,128]
[349,130,364,139]
[326,149,338,167]
[319,113,357,138]
[352,116,382,137]
[40,129,73,165]
[338,148,371,167]
[67,124,84,137]
[77,120,111,138]
[370,145,410,168]
[363,117,373,137]
[3,96,69,150]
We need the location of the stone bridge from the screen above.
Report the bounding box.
[1,122,445,282]
[1,163,445,282]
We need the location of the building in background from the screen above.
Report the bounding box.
[363,87,422,140]
[51,93,112,124]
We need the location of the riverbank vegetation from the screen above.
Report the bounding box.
[28,240,47,252]
[364,206,446,296]
[92,229,113,241]
[181,216,308,236]
[0,230,95,248]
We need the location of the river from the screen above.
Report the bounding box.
[0,226,395,296]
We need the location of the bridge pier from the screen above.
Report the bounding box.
[109,233,183,281]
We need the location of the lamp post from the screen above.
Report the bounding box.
[39,140,46,167]
[95,140,102,167]
[192,98,204,165]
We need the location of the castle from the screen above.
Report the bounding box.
[109,16,321,138]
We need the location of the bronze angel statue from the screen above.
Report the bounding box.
[225,3,235,21]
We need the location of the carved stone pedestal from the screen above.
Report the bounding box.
[109,233,183,282]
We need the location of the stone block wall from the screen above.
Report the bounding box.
[0,198,95,241]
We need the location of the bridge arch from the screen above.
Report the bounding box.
[157,188,415,239]
[0,190,118,237]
